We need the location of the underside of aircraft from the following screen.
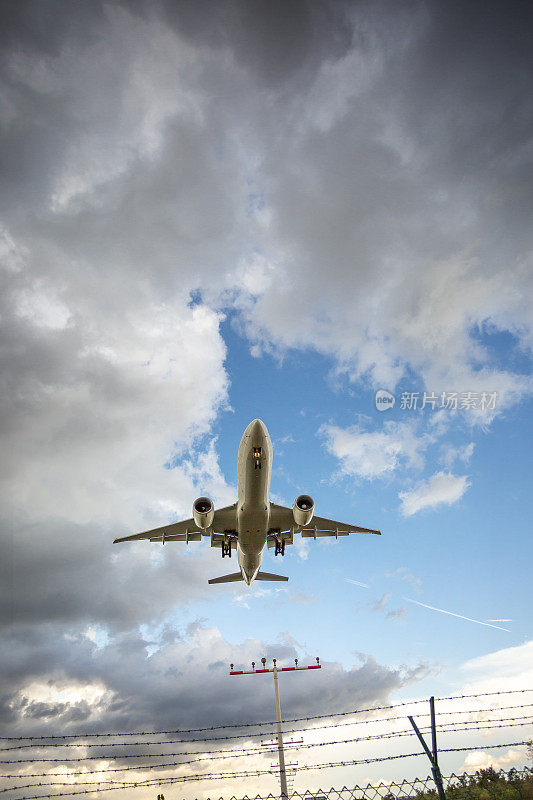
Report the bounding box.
[114,419,380,585]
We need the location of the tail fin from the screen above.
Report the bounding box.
[208,572,244,585]
[255,571,289,582]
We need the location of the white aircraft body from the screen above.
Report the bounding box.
[114,419,380,585]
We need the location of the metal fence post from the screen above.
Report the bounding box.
[408,696,446,800]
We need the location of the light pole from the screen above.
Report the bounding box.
[230,657,322,799]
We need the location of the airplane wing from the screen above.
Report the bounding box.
[113,503,238,544]
[301,513,381,537]
[268,503,380,547]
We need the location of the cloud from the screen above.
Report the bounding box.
[461,749,525,772]
[460,640,533,689]
[180,437,237,508]
[399,471,470,515]
[441,442,475,470]
[385,567,422,588]
[293,535,310,561]
[0,284,233,630]
[368,593,406,621]
[369,593,391,613]
[228,2,533,410]
[0,619,424,736]
[1,2,531,423]
[158,0,354,89]
[321,420,429,480]
[230,585,314,610]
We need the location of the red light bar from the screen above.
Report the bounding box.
[230,663,321,674]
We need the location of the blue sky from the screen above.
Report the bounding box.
[1,1,532,797]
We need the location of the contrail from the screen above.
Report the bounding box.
[346,578,369,588]
[487,619,512,623]
[404,598,511,632]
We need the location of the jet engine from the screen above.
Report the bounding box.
[193,497,215,530]
[293,494,314,527]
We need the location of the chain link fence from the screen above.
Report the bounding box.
[212,767,533,800]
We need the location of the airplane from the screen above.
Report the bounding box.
[113,419,381,585]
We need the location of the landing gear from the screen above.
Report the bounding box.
[222,538,232,558]
[274,538,285,556]
[221,531,237,558]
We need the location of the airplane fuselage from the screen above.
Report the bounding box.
[236,419,272,584]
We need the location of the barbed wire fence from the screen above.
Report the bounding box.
[0,688,531,799]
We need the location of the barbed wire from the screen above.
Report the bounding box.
[2,719,532,777]
[3,703,532,751]
[2,688,531,742]
[3,718,532,765]
[0,741,528,789]
[3,743,529,800]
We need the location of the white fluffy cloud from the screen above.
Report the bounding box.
[2,291,229,528]
[321,420,428,480]
[460,640,533,693]
[441,442,475,469]
[399,472,470,516]
[462,748,525,771]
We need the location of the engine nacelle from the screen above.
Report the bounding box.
[193,497,215,530]
[293,494,315,527]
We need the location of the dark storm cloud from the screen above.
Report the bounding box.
[387,0,533,250]
[157,0,354,87]
[0,0,354,96]
[0,619,429,736]
[0,1,108,210]
[0,516,215,632]
[236,0,533,392]
[0,0,106,54]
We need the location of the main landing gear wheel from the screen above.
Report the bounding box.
[222,539,232,558]
[274,539,285,556]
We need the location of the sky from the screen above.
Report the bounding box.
[1,0,532,798]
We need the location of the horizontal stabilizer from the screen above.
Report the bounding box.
[255,571,289,582]
[208,572,244,584]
